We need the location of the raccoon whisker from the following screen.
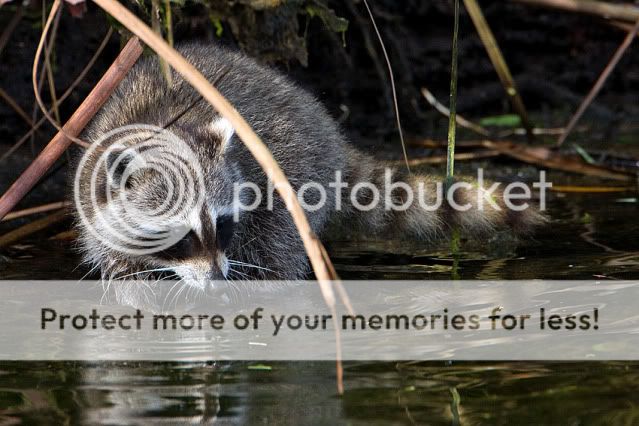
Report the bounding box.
[162,278,184,310]
[221,277,242,303]
[227,259,274,273]
[113,267,176,280]
[228,236,259,256]
[78,262,102,282]
[228,267,251,280]
[168,279,188,309]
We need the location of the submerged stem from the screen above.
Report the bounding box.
[447,0,461,279]
[446,0,460,183]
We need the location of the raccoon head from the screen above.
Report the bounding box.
[74,117,243,287]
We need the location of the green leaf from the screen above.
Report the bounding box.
[479,114,521,128]
[305,3,348,34]
[248,364,272,371]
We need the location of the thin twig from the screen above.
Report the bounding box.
[0,37,144,220]
[361,0,411,174]
[464,0,534,141]
[0,87,36,127]
[557,19,639,146]
[513,0,639,23]
[32,0,91,148]
[421,87,491,137]
[0,27,113,163]
[2,201,70,222]
[0,2,23,56]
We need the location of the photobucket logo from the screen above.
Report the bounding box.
[232,168,551,219]
[73,124,206,255]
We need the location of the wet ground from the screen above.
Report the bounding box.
[0,173,638,424]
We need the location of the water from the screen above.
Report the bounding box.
[1,185,638,424]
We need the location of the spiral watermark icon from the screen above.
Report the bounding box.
[74,124,206,255]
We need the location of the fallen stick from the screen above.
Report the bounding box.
[550,185,635,193]
[512,0,639,23]
[0,210,67,248]
[392,150,501,167]
[482,140,635,181]
[1,201,70,222]
[0,36,144,220]
[408,138,636,181]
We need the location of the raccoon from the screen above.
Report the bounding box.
[73,44,545,285]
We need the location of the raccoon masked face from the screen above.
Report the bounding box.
[76,117,241,287]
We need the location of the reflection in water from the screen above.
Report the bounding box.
[1,191,639,423]
[3,362,638,424]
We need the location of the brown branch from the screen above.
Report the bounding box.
[512,0,639,23]
[557,18,639,146]
[0,37,144,220]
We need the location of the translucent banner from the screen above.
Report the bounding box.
[0,280,636,360]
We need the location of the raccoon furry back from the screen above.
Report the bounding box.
[73,43,545,281]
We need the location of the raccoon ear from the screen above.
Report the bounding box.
[209,117,235,152]
[105,147,143,189]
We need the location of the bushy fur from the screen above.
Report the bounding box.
[73,44,545,282]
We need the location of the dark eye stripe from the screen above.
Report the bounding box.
[152,229,199,260]
[216,214,235,251]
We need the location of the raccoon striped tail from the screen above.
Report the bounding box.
[338,146,547,240]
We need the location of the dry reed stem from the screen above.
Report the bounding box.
[2,201,70,222]
[464,0,534,141]
[0,27,114,164]
[513,0,639,23]
[31,0,63,151]
[0,37,144,220]
[42,4,63,125]
[32,0,91,148]
[557,19,639,146]
[0,210,67,248]
[361,0,411,174]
